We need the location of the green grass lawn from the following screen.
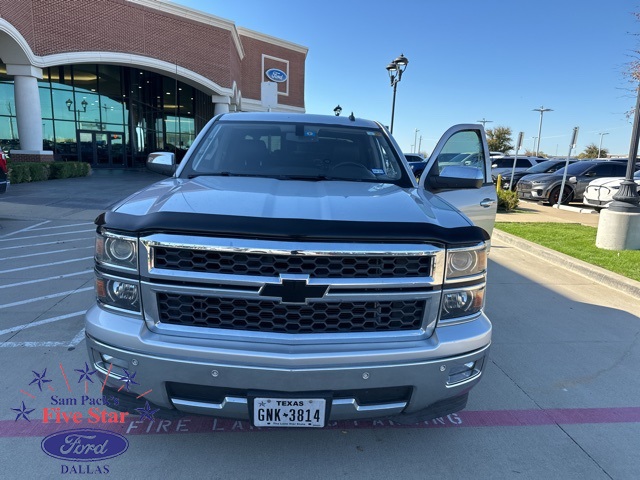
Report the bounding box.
[495,222,640,282]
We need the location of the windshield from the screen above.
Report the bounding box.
[183,121,406,183]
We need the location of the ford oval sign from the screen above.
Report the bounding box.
[265,68,287,83]
[41,429,129,462]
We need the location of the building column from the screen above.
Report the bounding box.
[212,95,231,115]
[6,64,53,162]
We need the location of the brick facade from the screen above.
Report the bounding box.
[0,0,306,109]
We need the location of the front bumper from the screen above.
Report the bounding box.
[85,306,491,423]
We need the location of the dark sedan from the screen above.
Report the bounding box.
[516,160,630,204]
[499,159,577,191]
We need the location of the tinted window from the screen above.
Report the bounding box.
[561,162,596,176]
[435,130,484,173]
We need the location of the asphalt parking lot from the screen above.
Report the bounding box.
[1,171,639,479]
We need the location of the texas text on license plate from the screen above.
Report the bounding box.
[253,397,326,428]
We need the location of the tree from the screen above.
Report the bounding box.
[578,143,609,159]
[524,149,548,158]
[486,126,513,153]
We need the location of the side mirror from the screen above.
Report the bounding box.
[427,165,483,190]
[568,176,578,183]
[147,152,176,176]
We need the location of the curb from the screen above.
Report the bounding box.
[492,229,640,299]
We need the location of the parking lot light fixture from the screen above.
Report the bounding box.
[533,106,553,156]
[386,54,409,134]
[597,132,609,158]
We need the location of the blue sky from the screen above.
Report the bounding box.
[176,0,639,157]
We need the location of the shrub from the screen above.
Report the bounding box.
[8,161,91,183]
[50,161,91,179]
[7,163,31,183]
[28,162,50,182]
[497,188,519,211]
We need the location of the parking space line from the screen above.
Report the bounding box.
[25,222,93,232]
[0,286,94,309]
[0,340,74,348]
[0,329,84,348]
[68,328,86,347]
[0,256,93,274]
[0,238,94,251]
[0,311,85,336]
[0,270,93,290]
[2,246,93,261]
[0,221,50,239]
[0,229,95,242]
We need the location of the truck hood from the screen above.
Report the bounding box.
[112,176,467,227]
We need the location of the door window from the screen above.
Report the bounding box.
[434,131,484,173]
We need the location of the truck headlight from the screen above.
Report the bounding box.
[95,271,140,312]
[445,244,487,282]
[440,284,485,323]
[96,229,138,271]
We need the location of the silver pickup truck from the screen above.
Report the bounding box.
[85,112,497,427]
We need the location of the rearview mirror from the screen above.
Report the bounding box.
[147,152,176,176]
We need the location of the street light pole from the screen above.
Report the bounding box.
[533,106,553,156]
[413,128,419,153]
[386,54,409,134]
[597,132,609,158]
[609,87,640,212]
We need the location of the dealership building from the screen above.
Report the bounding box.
[0,0,307,167]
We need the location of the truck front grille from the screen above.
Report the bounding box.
[157,293,424,334]
[153,247,432,278]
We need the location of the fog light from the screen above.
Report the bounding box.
[447,361,480,385]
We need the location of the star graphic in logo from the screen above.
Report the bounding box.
[121,369,140,392]
[135,401,159,422]
[29,368,52,392]
[259,401,266,407]
[74,362,97,383]
[12,401,35,422]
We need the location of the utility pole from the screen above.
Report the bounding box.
[477,118,493,128]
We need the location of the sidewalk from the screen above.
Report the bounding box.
[496,199,599,226]
[494,199,640,299]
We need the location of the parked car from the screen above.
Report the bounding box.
[491,156,543,180]
[499,159,577,191]
[0,150,9,194]
[405,153,427,181]
[517,160,630,205]
[583,170,640,210]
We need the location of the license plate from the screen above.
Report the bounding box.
[253,397,326,428]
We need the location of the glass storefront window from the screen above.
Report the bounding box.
[39,87,53,119]
[73,64,98,93]
[49,66,74,90]
[51,89,76,121]
[0,62,211,165]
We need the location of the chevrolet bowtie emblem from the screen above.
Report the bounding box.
[259,279,328,304]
